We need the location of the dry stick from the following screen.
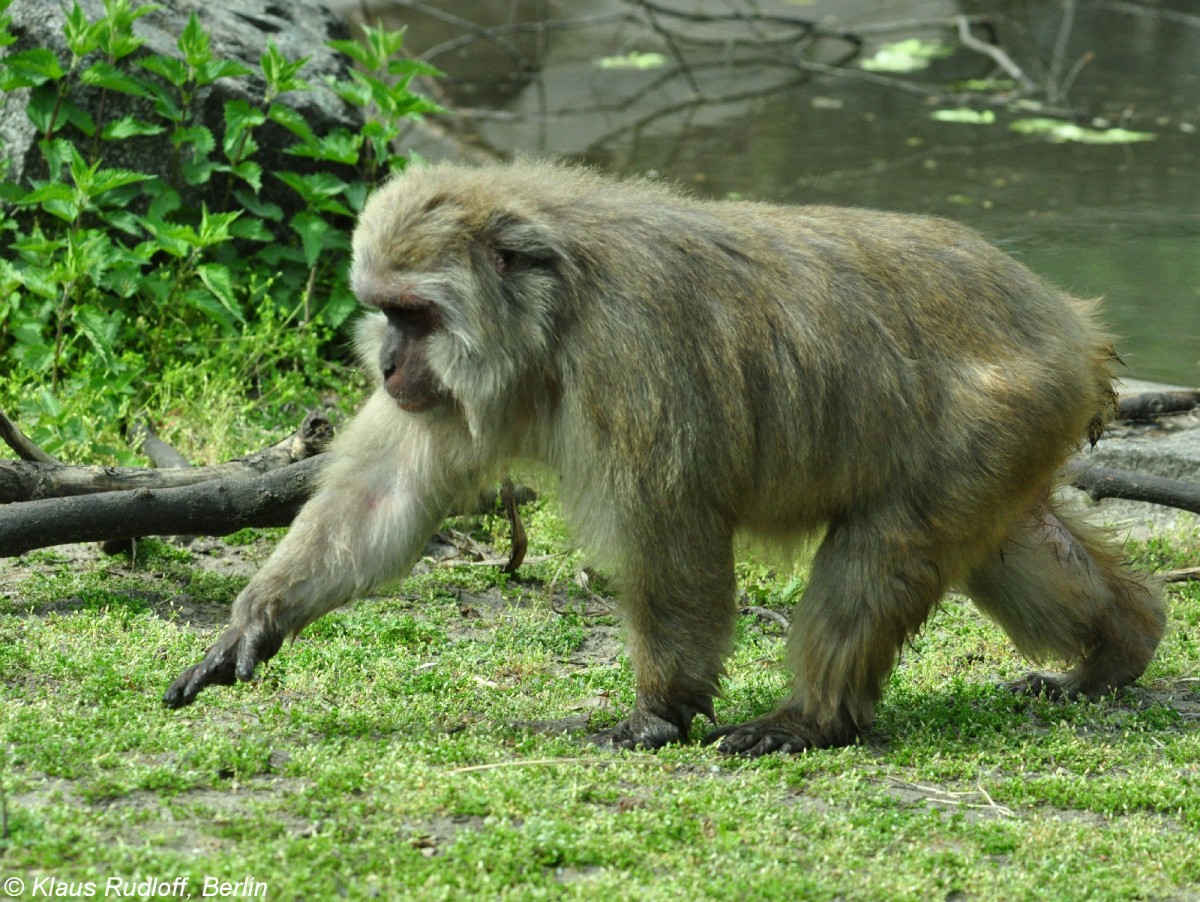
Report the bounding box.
[0,409,61,464]
[386,0,531,66]
[106,420,196,556]
[955,14,1036,93]
[635,0,701,94]
[1046,0,1078,104]
[0,456,326,557]
[499,477,528,574]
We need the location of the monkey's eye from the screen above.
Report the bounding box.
[489,246,525,277]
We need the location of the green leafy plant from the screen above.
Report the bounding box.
[0,0,441,461]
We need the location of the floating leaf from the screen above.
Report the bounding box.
[1010,118,1156,144]
[594,52,668,70]
[861,39,954,73]
[931,109,996,125]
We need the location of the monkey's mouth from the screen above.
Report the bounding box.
[386,376,447,413]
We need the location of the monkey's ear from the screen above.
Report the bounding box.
[483,213,570,278]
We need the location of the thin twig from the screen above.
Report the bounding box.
[447,757,664,775]
[634,0,701,94]
[1046,0,1078,103]
[956,15,1036,93]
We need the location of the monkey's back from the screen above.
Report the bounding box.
[538,168,1112,551]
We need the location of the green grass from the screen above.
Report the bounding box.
[2,513,1199,900]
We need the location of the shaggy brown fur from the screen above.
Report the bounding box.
[164,161,1165,756]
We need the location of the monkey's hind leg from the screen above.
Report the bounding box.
[591,531,737,751]
[965,500,1166,699]
[708,512,946,756]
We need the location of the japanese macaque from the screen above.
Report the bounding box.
[164,160,1166,756]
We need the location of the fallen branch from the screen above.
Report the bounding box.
[1116,390,1200,422]
[0,410,332,503]
[1163,567,1200,583]
[0,410,61,464]
[129,420,192,470]
[1070,465,1200,516]
[0,456,326,557]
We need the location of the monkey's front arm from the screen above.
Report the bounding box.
[164,395,468,708]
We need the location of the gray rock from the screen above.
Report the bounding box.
[0,0,360,209]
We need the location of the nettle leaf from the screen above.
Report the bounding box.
[137,218,196,257]
[224,98,267,134]
[137,53,189,89]
[38,137,75,176]
[196,262,245,324]
[27,84,69,133]
[275,171,353,216]
[88,168,151,197]
[197,207,241,246]
[197,58,252,85]
[327,37,373,69]
[171,124,216,157]
[267,103,317,144]
[233,189,283,222]
[229,216,273,242]
[289,210,334,268]
[177,12,211,69]
[0,48,65,89]
[18,183,75,207]
[217,159,261,193]
[101,116,165,141]
[64,3,103,57]
[81,60,155,98]
[74,304,123,370]
[182,285,238,333]
[261,40,308,94]
[286,129,360,165]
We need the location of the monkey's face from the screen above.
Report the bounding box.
[350,166,570,427]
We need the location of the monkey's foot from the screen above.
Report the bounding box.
[590,692,716,751]
[1008,670,1129,701]
[1007,671,1075,700]
[704,710,855,757]
[163,623,283,709]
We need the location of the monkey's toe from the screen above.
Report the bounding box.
[705,711,855,757]
[590,712,686,751]
[704,723,811,757]
[1007,671,1074,700]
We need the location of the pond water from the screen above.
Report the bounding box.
[363,0,1200,385]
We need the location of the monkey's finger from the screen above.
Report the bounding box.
[162,629,245,708]
[162,656,237,708]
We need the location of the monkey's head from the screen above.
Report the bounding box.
[350,162,575,431]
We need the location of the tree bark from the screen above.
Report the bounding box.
[0,411,332,503]
[1070,465,1200,516]
[0,456,326,557]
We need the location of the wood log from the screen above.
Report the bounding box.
[1070,465,1200,516]
[0,456,325,557]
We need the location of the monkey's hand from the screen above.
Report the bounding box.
[162,622,284,709]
